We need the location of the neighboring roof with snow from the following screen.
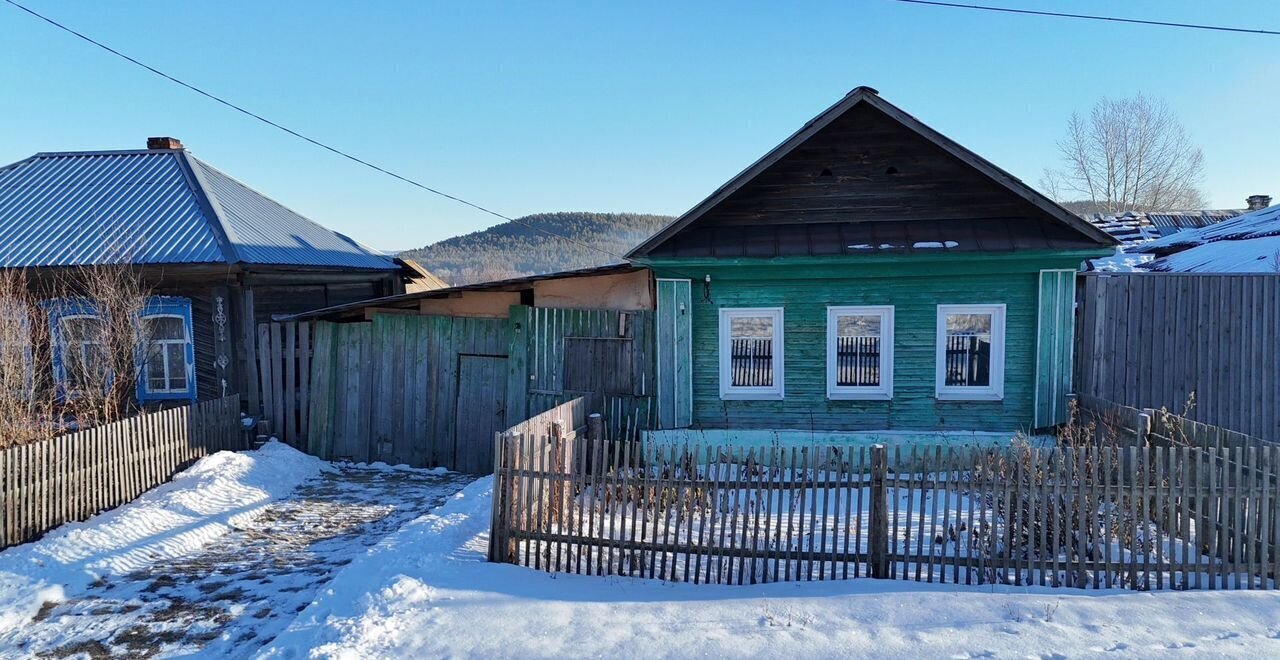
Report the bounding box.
[1146,236,1280,273]
[1138,204,1280,254]
[1083,209,1242,247]
[1137,204,1280,272]
[0,148,399,270]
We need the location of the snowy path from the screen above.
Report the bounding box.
[263,478,1280,659]
[1,465,473,659]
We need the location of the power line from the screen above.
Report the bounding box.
[1,0,668,273]
[894,0,1280,35]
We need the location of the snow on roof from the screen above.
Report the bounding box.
[1146,235,1280,273]
[1084,209,1241,248]
[1139,204,1280,253]
[1088,248,1154,273]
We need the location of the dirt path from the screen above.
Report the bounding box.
[5,466,474,659]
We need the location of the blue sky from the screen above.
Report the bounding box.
[2,1,1277,250]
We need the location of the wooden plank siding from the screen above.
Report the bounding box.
[1033,270,1076,427]
[0,394,245,550]
[300,306,659,470]
[1077,274,1280,442]
[656,279,694,429]
[657,255,1088,432]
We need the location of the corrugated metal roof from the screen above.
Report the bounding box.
[1083,209,1242,248]
[0,148,397,271]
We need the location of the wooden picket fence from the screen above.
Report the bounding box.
[0,394,246,549]
[491,433,1280,590]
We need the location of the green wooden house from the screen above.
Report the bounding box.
[632,87,1116,444]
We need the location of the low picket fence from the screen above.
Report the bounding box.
[490,433,1280,591]
[0,394,246,549]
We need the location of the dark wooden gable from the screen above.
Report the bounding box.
[631,89,1115,258]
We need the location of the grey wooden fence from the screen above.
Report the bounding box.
[492,431,1280,591]
[0,394,246,549]
[1077,273,1280,442]
[257,321,313,447]
[281,307,657,471]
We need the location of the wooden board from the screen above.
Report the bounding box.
[455,355,509,474]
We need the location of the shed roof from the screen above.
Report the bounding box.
[628,87,1116,259]
[0,147,399,270]
[285,263,646,320]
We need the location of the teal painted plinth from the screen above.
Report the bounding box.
[642,428,1052,453]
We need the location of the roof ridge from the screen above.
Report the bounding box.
[174,151,242,264]
[185,153,389,261]
[31,149,177,158]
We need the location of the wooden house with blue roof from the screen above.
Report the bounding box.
[0,137,434,407]
[629,87,1117,444]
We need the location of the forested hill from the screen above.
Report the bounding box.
[399,211,673,286]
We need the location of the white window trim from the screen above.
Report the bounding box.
[141,313,192,395]
[936,304,1006,401]
[718,307,784,400]
[826,305,893,400]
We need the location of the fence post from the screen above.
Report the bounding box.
[587,413,603,443]
[1137,410,1153,446]
[869,444,889,579]
[505,432,522,563]
[488,430,504,563]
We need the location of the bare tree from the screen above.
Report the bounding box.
[0,270,50,447]
[55,263,152,427]
[0,264,153,447]
[1042,94,1206,213]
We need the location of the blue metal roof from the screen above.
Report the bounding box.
[0,148,398,270]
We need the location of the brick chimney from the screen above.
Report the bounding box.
[146,137,183,150]
[1247,194,1272,211]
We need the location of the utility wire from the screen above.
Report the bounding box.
[894,0,1280,36]
[1,0,680,275]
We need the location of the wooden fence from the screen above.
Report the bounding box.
[491,431,1280,590]
[1077,273,1280,442]
[261,306,659,471]
[257,321,313,447]
[0,394,246,549]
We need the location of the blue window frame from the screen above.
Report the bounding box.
[44,298,106,398]
[137,297,196,401]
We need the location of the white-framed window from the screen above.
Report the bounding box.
[718,307,783,400]
[936,304,1005,401]
[138,297,195,401]
[827,305,893,400]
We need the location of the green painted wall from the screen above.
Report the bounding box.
[644,251,1099,434]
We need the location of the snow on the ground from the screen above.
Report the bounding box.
[260,477,1280,659]
[0,440,332,633]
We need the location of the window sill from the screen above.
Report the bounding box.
[936,390,1004,402]
[720,391,784,401]
[827,391,892,401]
